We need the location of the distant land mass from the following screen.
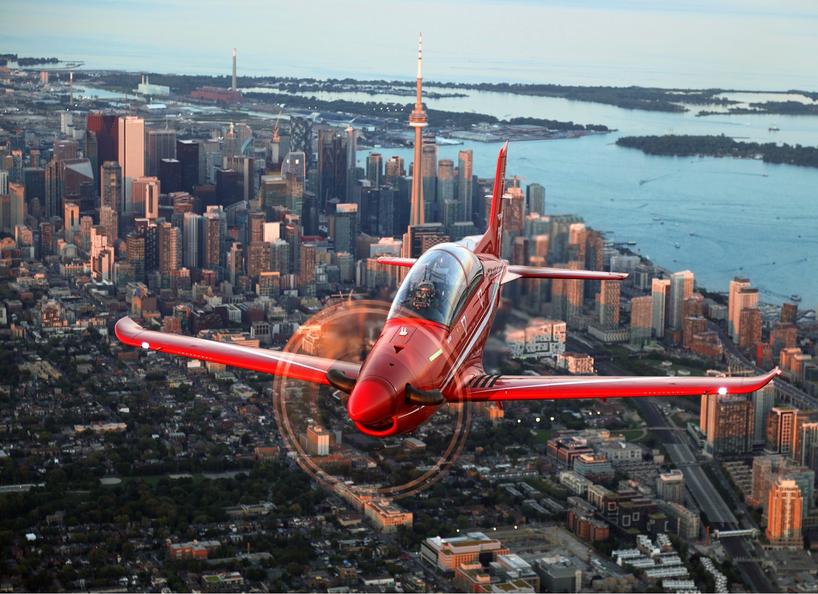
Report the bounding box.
[697,100,818,117]
[616,134,818,169]
[74,68,818,115]
[77,71,610,133]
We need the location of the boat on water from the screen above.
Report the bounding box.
[790,294,802,303]
[674,242,680,249]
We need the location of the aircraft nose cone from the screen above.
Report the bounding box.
[347,377,396,424]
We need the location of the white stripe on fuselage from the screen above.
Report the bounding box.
[441,266,503,389]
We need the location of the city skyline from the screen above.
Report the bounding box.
[3,7,818,592]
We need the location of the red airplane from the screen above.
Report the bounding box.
[116,143,779,438]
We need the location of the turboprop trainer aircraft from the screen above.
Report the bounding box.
[116,143,779,437]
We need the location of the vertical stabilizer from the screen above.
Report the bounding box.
[474,142,508,256]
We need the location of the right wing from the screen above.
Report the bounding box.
[458,368,781,401]
[115,317,360,386]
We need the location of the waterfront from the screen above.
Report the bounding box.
[345,88,818,307]
[72,78,818,306]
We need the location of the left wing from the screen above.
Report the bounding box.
[115,317,360,386]
[457,369,781,401]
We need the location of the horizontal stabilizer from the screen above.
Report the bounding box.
[376,256,417,268]
[502,265,628,284]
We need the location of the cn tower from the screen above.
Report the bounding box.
[408,33,427,226]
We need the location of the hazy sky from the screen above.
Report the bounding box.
[4,0,818,89]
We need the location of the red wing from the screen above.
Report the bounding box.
[457,369,780,401]
[115,317,359,385]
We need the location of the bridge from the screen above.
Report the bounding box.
[713,528,759,540]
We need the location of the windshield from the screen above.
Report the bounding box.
[388,245,482,327]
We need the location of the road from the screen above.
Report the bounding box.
[592,356,776,593]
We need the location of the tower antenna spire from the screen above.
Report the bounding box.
[416,33,423,87]
[406,33,428,235]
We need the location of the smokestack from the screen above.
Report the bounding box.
[231,48,237,91]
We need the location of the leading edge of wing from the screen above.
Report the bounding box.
[458,368,781,401]
[115,316,360,385]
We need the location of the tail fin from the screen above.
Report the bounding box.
[475,142,508,256]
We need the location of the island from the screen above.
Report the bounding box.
[697,100,818,117]
[616,134,818,169]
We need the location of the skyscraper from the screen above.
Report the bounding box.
[796,422,818,474]
[738,306,762,350]
[0,187,25,234]
[316,128,347,210]
[22,167,45,217]
[158,221,181,283]
[117,116,145,207]
[366,153,383,188]
[526,182,545,216]
[766,478,803,549]
[158,158,182,194]
[331,203,358,258]
[753,383,776,446]
[131,176,160,220]
[436,159,455,214]
[727,281,761,348]
[767,406,798,456]
[146,128,176,177]
[86,112,119,170]
[597,280,621,329]
[100,161,122,211]
[203,210,222,271]
[99,206,118,243]
[421,144,438,222]
[669,270,694,330]
[457,149,474,222]
[247,241,272,278]
[176,140,200,193]
[728,277,752,340]
[182,212,202,269]
[650,278,670,338]
[385,156,405,184]
[630,295,653,345]
[701,393,755,457]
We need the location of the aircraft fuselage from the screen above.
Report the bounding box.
[346,245,505,436]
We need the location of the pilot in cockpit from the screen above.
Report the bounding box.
[409,280,437,311]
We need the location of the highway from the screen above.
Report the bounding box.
[628,394,775,593]
[589,353,776,593]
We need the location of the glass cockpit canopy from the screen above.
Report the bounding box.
[388,244,483,327]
